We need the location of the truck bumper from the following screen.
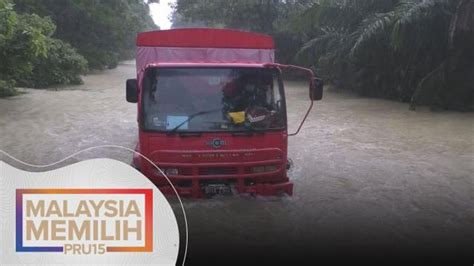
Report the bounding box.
[157,181,293,198]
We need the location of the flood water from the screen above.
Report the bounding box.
[1,61,473,262]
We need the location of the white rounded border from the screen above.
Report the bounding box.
[0,145,189,265]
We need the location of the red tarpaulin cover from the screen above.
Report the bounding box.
[137,28,275,49]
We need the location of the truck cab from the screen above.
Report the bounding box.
[126,28,322,198]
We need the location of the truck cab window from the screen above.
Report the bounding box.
[141,67,286,132]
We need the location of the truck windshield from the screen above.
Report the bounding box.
[141,67,286,133]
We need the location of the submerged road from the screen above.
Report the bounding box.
[1,61,473,263]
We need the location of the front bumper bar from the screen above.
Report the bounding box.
[157,181,293,198]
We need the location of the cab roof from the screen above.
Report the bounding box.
[137,28,275,49]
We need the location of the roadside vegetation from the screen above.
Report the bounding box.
[173,0,474,111]
[0,0,156,97]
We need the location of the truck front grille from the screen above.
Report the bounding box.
[178,168,193,176]
[198,167,238,176]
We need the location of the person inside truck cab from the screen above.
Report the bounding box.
[243,73,277,127]
[222,78,245,112]
[222,72,275,126]
[249,74,274,110]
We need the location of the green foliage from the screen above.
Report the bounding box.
[20,39,88,88]
[0,79,17,97]
[172,0,283,33]
[0,8,54,82]
[0,0,15,37]
[296,0,472,110]
[14,0,157,69]
[0,0,87,97]
[1,0,155,97]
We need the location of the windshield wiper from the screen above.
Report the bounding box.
[167,108,221,134]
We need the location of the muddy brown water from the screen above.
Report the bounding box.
[1,61,473,262]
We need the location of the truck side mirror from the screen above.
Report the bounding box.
[126,79,138,103]
[310,78,323,101]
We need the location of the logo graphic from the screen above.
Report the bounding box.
[206,138,226,149]
[16,189,153,254]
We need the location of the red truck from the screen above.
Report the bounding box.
[126,28,323,198]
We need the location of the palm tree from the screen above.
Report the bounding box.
[295,0,473,110]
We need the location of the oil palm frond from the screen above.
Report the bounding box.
[350,11,396,56]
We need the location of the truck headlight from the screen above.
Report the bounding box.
[264,165,278,172]
[250,166,265,173]
[250,165,278,173]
